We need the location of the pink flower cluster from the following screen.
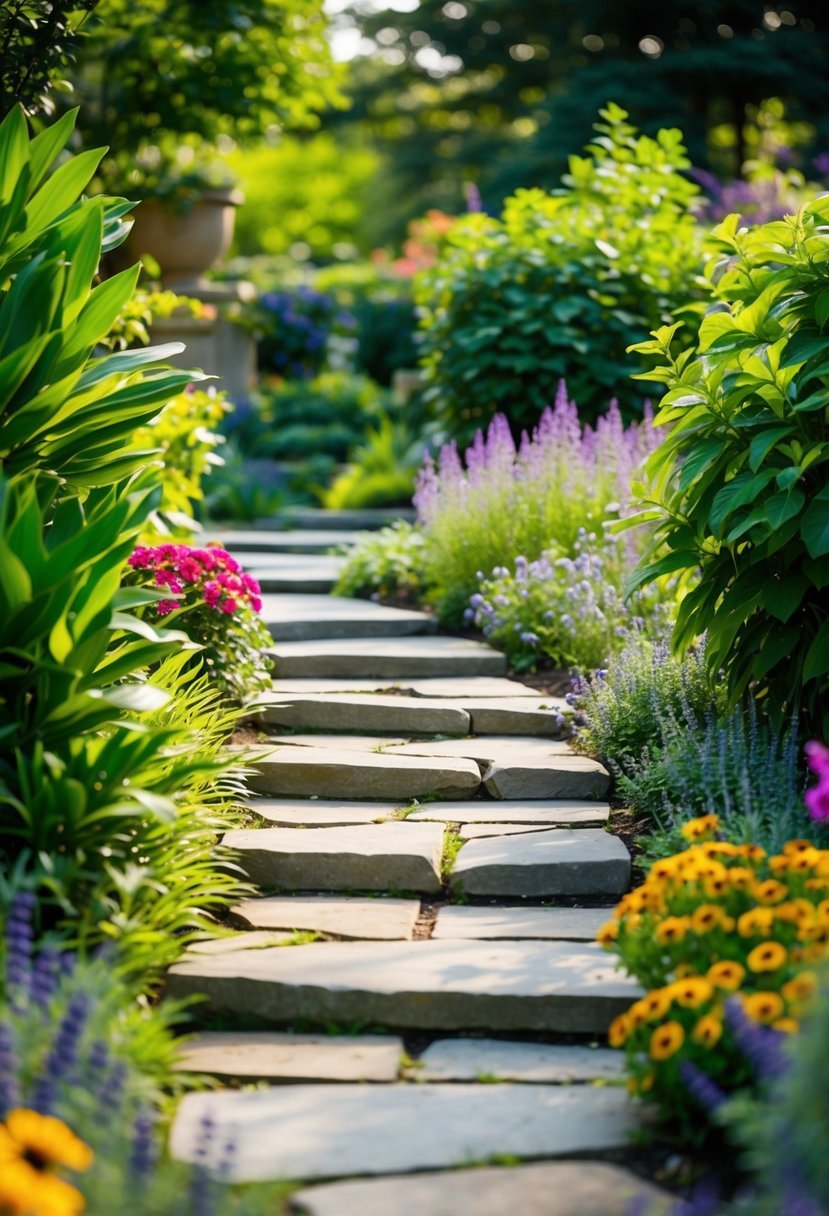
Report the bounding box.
[805,740,829,822]
[127,544,263,619]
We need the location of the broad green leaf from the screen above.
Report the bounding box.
[103,683,171,713]
[760,574,808,622]
[27,109,78,193]
[801,486,829,557]
[748,426,792,472]
[803,618,829,681]
[24,147,107,233]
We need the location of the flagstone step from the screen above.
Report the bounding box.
[268,676,543,698]
[432,905,610,942]
[166,939,641,1033]
[290,1162,672,1216]
[268,636,508,679]
[248,747,482,801]
[175,1032,404,1084]
[222,823,445,894]
[450,829,630,898]
[407,800,611,828]
[171,1083,639,1183]
[281,507,416,532]
[387,736,572,764]
[483,754,609,800]
[230,894,421,940]
[195,527,361,554]
[249,799,408,828]
[412,1038,624,1083]
[261,594,436,642]
[258,693,472,736]
[243,554,345,594]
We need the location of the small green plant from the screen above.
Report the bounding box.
[334,521,428,602]
[627,199,829,737]
[415,104,703,437]
[440,828,464,881]
[323,414,422,510]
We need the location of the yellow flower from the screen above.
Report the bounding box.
[670,977,714,1009]
[726,867,755,891]
[752,879,788,905]
[691,1015,723,1047]
[640,989,673,1022]
[596,921,618,946]
[746,941,788,973]
[681,814,720,842]
[649,1020,685,1061]
[707,960,746,991]
[628,1071,656,1095]
[772,1018,799,1034]
[781,972,818,1004]
[783,839,814,856]
[691,905,723,934]
[737,908,774,938]
[655,916,689,945]
[608,1013,630,1047]
[675,962,696,979]
[742,991,785,1024]
[0,1110,93,1174]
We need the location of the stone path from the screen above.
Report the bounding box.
[168,514,659,1212]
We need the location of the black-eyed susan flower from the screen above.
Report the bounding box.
[752,879,788,905]
[737,908,774,938]
[690,904,723,934]
[680,814,720,842]
[781,971,818,1007]
[691,1014,723,1047]
[746,941,788,973]
[742,991,785,1024]
[596,921,618,946]
[707,960,746,991]
[772,1018,799,1034]
[608,1013,630,1047]
[655,916,688,945]
[640,988,673,1021]
[670,977,714,1009]
[0,1110,92,1216]
[649,1020,685,1061]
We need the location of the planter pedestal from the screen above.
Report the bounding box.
[150,280,257,402]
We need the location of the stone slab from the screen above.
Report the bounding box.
[268,637,507,679]
[258,693,471,736]
[415,1038,624,1083]
[463,697,568,737]
[266,676,538,698]
[243,556,345,595]
[175,1032,403,1083]
[166,939,641,1033]
[432,906,610,942]
[408,800,610,827]
[187,930,296,954]
[194,528,361,553]
[388,737,571,765]
[223,822,445,894]
[231,894,421,940]
[458,823,568,839]
[249,747,481,801]
[261,594,436,642]
[484,755,610,800]
[451,829,631,898]
[265,735,409,753]
[290,1162,672,1216]
[249,800,404,828]
[171,1083,639,1183]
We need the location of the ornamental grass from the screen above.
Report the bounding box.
[599,815,829,1132]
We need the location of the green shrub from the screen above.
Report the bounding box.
[334,522,428,602]
[323,415,423,509]
[415,104,703,438]
[627,199,829,738]
[245,372,390,463]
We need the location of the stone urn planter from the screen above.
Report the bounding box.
[126,188,244,290]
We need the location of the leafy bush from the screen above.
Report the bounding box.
[323,415,424,510]
[131,388,229,534]
[627,198,829,738]
[414,104,703,437]
[468,533,674,673]
[598,826,829,1130]
[333,522,428,602]
[202,441,289,522]
[0,901,291,1216]
[241,372,389,466]
[123,544,274,702]
[413,384,658,627]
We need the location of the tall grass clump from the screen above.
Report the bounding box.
[413,381,660,626]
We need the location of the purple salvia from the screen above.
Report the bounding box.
[0,1022,20,1117]
[679,1060,728,1113]
[725,998,789,1081]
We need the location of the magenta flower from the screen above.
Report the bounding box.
[804,740,829,822]
[220,598,237,615]
[156,599,178,617]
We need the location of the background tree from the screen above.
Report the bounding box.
[332,0,829,241]
[0,0,100,116]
